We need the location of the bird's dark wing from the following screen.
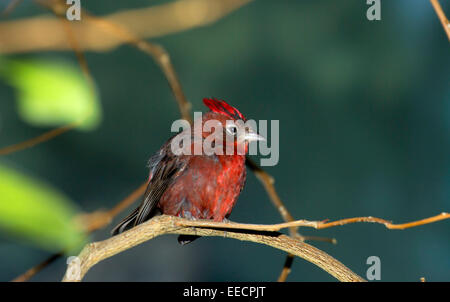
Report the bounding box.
[111,138,188,235]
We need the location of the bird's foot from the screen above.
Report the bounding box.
[180,211,196,220]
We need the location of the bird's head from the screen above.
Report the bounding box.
[200,98,265,156]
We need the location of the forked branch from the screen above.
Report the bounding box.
[62,212,449,282]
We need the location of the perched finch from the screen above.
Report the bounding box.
[112,98,264,244]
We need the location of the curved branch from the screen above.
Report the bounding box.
[62,215,365,282]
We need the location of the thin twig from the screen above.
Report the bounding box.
[1,0,23,17]
[171,212,450,232]
[430,0,450,41]
[62,215,366,282]
[316,212,450,230]
[57,16,94,86]
[11,252,63,282]
[277,254,294,282]
[0,122,79,156]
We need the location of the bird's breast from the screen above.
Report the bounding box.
[158,155,246,221]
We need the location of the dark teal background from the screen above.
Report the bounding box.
[0,0,449,281]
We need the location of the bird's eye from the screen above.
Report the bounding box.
[227,125,238,136]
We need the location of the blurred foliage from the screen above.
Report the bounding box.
[0,58,101,130]
[0,164,85,252]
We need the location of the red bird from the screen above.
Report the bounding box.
[112,98,264,244]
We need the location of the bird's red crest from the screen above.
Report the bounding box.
[203,98,246,121]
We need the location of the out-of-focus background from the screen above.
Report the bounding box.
[0,0,449,282]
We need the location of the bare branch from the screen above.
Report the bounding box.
[0,123,78,156]
[62,215,365,282]
[315,212,450,230]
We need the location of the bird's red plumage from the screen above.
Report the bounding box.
[158,152,246,221]
[112,99,250,243]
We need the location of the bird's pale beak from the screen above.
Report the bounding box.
[244,130,266,142]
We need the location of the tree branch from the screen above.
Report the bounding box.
[62,215,365,282]
[12,252,63,282]
[0,122,79,156]
[62,212,449,281]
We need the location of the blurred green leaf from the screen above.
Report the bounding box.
[0,58,101,130]
[0,164,85,251]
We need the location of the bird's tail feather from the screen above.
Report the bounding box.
[111,208,161,236]
[111,208,139,235]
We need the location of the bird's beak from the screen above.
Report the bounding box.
[244,129,266,142]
